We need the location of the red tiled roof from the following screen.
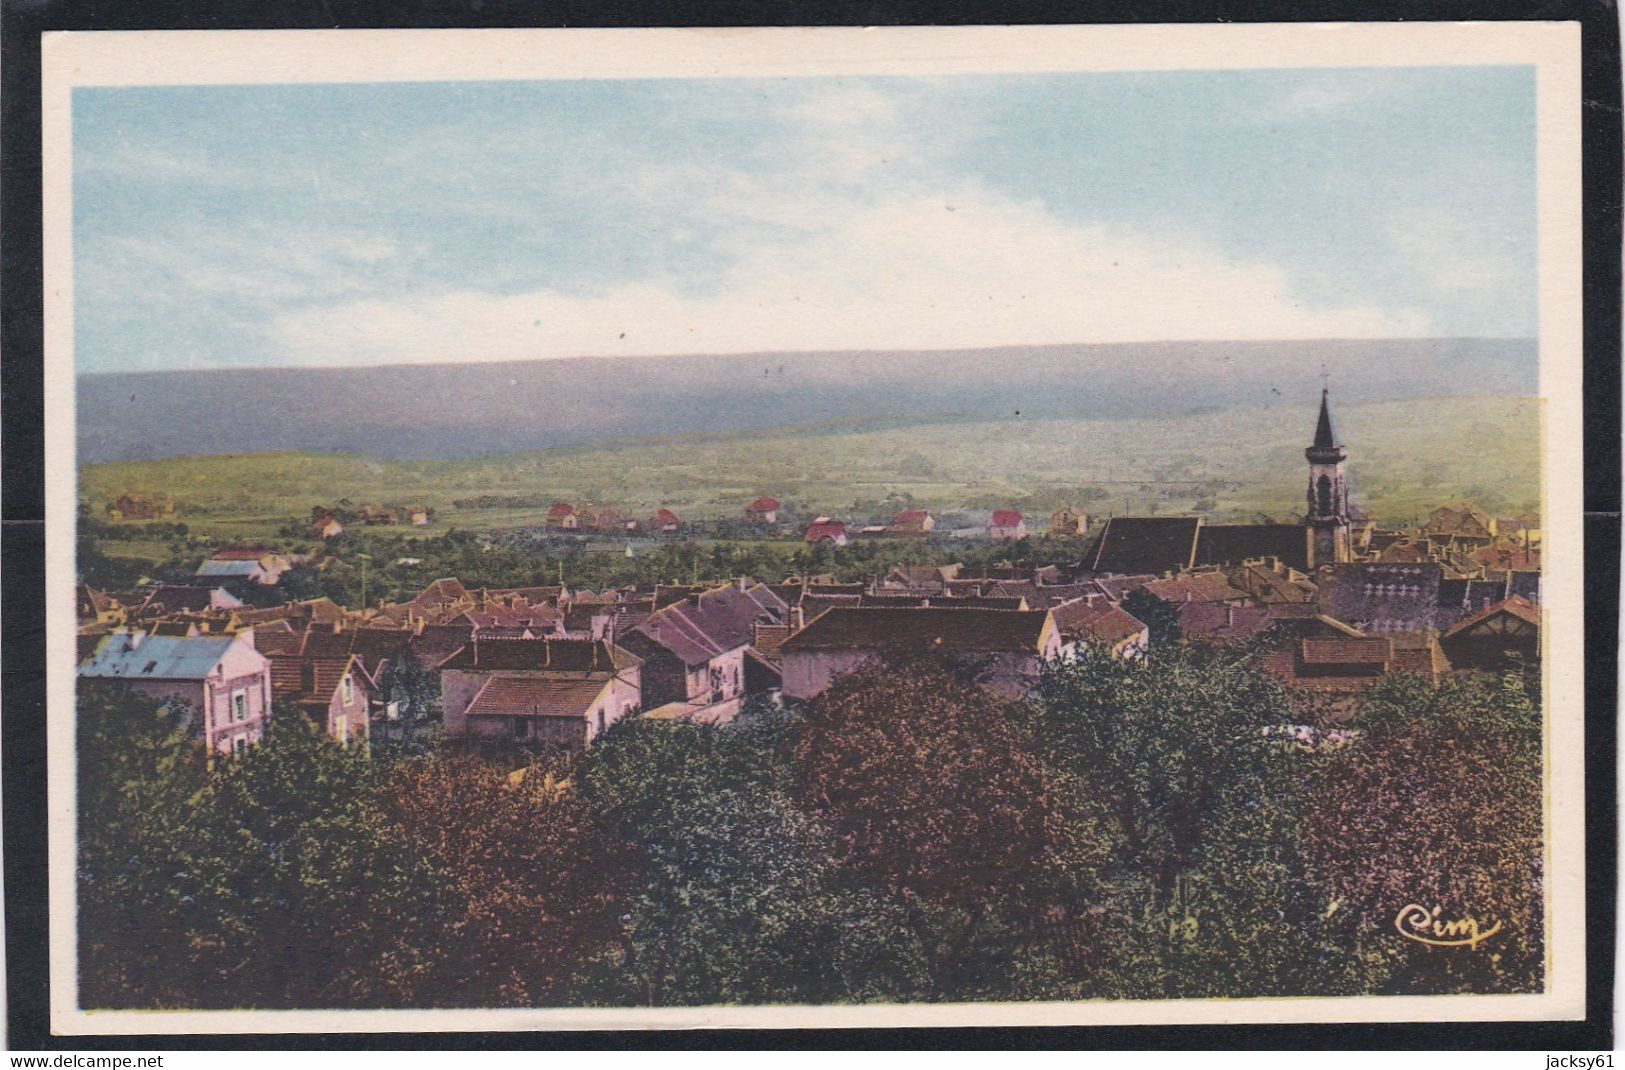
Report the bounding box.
[411,578,470,607]
[463,675,610,720]
[438,636,636,673]
[753,623,793,661]
[1176,602,1272,642]
[1442,595,1541,640]
[746,497,781,512]
[210,546,273,561]
[1301,638,1393,665]
[991,510,1023,527]
[804,519,846,542]
[547,502,575,518]
[1050,598,1146,646]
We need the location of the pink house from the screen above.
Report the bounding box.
[988,510,1027,542]
[804,517,848,546]
[620,581,788,723]
[438,637,643,748]
[744,497,781,525]
[267,651,373,747]
[887,509,935,536]
[79,630,272,756]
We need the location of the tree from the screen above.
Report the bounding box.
[173,710,427,1008]
[1030,644,1358,997]
[1121,587,1182,647]
[575,709,928,1006]
[76,686,210,1008]
[1301,673,1544,994]
[793,660,1108,997]
[377,751,635,1007]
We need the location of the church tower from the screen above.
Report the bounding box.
[1304,388,1352,567]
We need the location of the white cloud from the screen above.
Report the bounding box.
[1387,215,1519,297]
[268,182,1429,368]
[1265,77,1402,118]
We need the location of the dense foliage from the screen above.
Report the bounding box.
[78,653,1545,1010]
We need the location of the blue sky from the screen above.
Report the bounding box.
[73,66,1536,373]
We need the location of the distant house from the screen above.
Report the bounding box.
[546,502,579,530]
[439,637,642,748]
[356,503,397,526]
[308,511,345,540]
[648,508,681,534]
[135,584,244,616]
[779,607,1061,701]
[1049,508,1089,537]
[880,564,962,591]
[804,517,848,546]
[744,497,782,525]
[1496,513,1542,548]
[76,585,123,628]
[198,547,290,586]
[887,509,935,536]
[406,506,432,526]
[593,507,635,534]
[79,630,272,756]
[1440,595,1540,675]
[1422,503,1498,550]
[988,510,1027,542]
[108,492,175,522]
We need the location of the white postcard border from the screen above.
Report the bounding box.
[41,22,1587,1035]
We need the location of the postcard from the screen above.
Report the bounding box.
[41,22,1586,1035]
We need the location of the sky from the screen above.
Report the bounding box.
[72,66,1537,374]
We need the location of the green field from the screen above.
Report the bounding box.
[81,395,1541,547]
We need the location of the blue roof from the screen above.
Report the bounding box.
[197,559,260,577]
[79,633,238,681]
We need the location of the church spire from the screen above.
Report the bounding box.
[1312,387,1337,450]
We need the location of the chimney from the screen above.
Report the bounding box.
[790,604,805,631]
[472,632,479,666]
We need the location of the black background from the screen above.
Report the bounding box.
[2,0,1617,1051]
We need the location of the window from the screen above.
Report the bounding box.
[231,689,247,722]
[341,674,353,705]
[512,717,530,739]
[233,735,247,756]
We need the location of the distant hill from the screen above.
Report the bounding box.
[81,396,1541,544]
[76,338,1536,463]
